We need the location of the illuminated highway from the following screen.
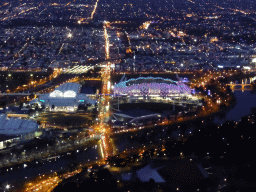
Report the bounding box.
[91,0,99,19]
[95,21,115,160]
[0,1,253,191]
[16,68,235,192]
[104,23,110,60]
[24,169,82,192]
[1,9,246,192]
[25,175,61,192]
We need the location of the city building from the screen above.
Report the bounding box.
[113,77,192,99]
[29,82,97,111]
[0,114,40,149]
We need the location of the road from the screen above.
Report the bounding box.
[95,22,115,160]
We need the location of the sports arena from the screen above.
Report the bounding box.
[29,82,96,111]
[113,77,191,98]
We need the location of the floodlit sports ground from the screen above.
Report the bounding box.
[113,77,195,100]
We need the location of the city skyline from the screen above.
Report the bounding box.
[0,0,256,191]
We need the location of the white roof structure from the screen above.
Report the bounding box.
[63,65,94,74]
[50,83,81,98]
[30,82,96,109]
[0,114,38,135]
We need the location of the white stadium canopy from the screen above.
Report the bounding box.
[30,82,96,111]
[50,83,81,98]
[49,90,64,97]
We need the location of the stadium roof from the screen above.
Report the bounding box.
[55,83,81,93]
[115,77,178,88]
[30,83,97,107]
[50,83,81,98]
[114,77,191,97]
[0,114,38,135]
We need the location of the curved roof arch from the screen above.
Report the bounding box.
[116,77,177,88]
[114,77,191,96]
[55,83,81,94]
[64,90,77,98]
[49,90,63,97]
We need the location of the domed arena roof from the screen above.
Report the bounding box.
[114,77,191,97]
[49,83,81,98]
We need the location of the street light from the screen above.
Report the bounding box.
[67,33,72,38]
[6,184,10,190]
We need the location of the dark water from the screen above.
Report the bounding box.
[3,90,254,188]
[116,91,256,151]
[0,143,100,184]
[214,91,256,124]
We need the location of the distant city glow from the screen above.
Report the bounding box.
[104,24,110,60]
[107,81,111,91]
[67,33,72,38]
[91,0,99,19]
[6,184,10,189]
[140,21,151,30]
[1,1,256,191]
[243,66,251,70]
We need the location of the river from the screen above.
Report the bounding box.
[214,90,256,124]
[2,90,256,189]
[0,143,100,185]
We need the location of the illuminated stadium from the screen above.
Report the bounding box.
[113,77,191,98]
[49,83,80,98]
[29,82,96,111]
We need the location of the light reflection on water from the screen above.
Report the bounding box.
[3,90,255,185]
[214,91,256,124]
[0,146,100,183]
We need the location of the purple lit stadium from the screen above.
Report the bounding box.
[113,77,191,98]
